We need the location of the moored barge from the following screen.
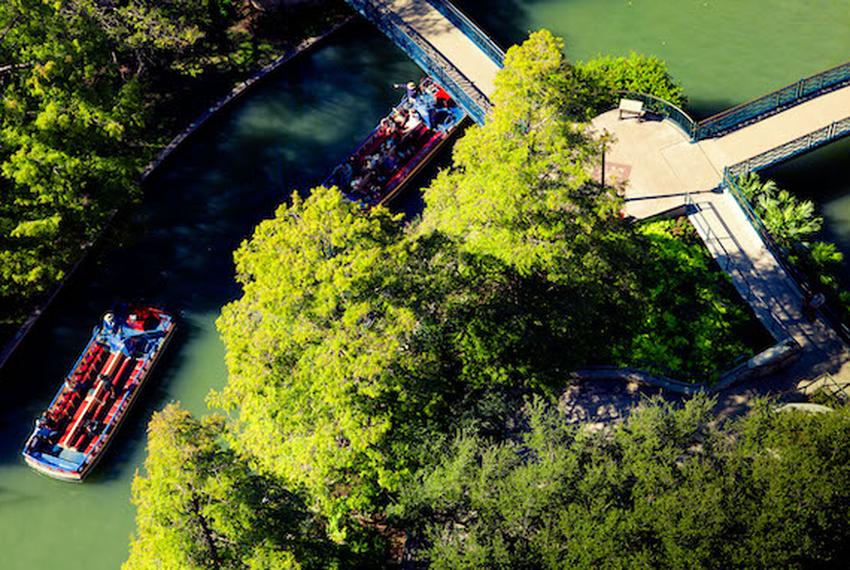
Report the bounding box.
[22,305,176,482]
[326,76,466,206]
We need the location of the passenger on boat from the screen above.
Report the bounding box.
[365,153,382,170]
[406,81,419,102]
[395,81,420,103]
[84,418,102,441]
[103,312,117,333]
[384,148,400,171]
[391,108,407,128]
[378,118,397,138]
[403,110,423,135]
[31,415,58,450]
[351,176,367,193]
[101,376,116,399]
[332,159,355,187]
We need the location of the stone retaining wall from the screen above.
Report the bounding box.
[574,337,802,395]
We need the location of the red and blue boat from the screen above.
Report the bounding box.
[326,76,466,206]
[22,305,176,482]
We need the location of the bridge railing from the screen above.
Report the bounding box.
[620,61,850,142]
[425,0,506,67]
[695,61,850,140]
[728,116,850,177]
[722,169,850,342]
[685,192,789,340]
[347,0,491,124]
[616,90,697,138]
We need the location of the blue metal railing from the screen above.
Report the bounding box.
[425,0,505,67]
[728,116,850,177]
[616,90,697,137]
[695,61,850,140]
[621,61,850,142]
[347,0,491,124]
[723,169,850,341]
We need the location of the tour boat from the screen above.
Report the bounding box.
[326,76,467,206]
[22,305,176,482]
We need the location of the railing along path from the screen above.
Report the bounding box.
[347,0,503,124]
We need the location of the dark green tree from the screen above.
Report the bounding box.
[394,397,850,569]
[125,403,333,570]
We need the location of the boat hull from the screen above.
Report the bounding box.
[326,76,467,207]
[22,306,176,482]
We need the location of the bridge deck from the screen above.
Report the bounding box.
[381,0,499,98]
[700,85,850,170]
[593,81,850,386]
[350,0,501,122]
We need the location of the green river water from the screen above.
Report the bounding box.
[0,5,849,569]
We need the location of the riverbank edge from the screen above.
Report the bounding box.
[140,15,355,181]
[0,17,355,375]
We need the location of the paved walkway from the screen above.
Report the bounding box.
[379,0,499,98]
[349,0,500,121]
[591,89,850,398]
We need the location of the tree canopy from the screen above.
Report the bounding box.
[210,29,772,550]
[125,403,334,570]
[125,26,834,569]
[393,397,850,569]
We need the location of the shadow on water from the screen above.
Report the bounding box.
[0,21,422,570]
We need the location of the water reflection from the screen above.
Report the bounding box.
[0,22,417,570]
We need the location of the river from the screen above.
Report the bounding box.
[1,4,849,569]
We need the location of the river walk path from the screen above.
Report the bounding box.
[348,0,501,122]
[592,84,850,409]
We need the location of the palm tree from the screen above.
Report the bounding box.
[736,172,777,202]
[757,189,822,247]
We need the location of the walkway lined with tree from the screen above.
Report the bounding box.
[344,0,850,391]
[593,79,850,394]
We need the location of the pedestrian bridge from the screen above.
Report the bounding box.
[595,62,850,386]
[346,0,503,124]
[344,1,850,387]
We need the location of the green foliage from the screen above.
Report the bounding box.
[393,397,850,569]
[736,172,850,321]
[202,28,774,564]
[576,51,686,112]
[214,187,400,527]
[0,0,245,313]
[0,0,146,307]
[421,30,635,290]
[125,403,335,570]
[0,0,339,319]
[614,219,770,381]
[736,172,822,247]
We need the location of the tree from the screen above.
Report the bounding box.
[576,52,686,113]
[421,30,622,278]
[0,0,247,316]
[125,403,332,570]
[213,187,430,541]
[393,397,850,569]
[736,172,822,247]
[420,29,646,371]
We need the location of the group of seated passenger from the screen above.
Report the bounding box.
[341,107,430,202]
[28,412,59,452]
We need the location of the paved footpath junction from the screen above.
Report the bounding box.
[349,0,850,403]
[594,78,850,403]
